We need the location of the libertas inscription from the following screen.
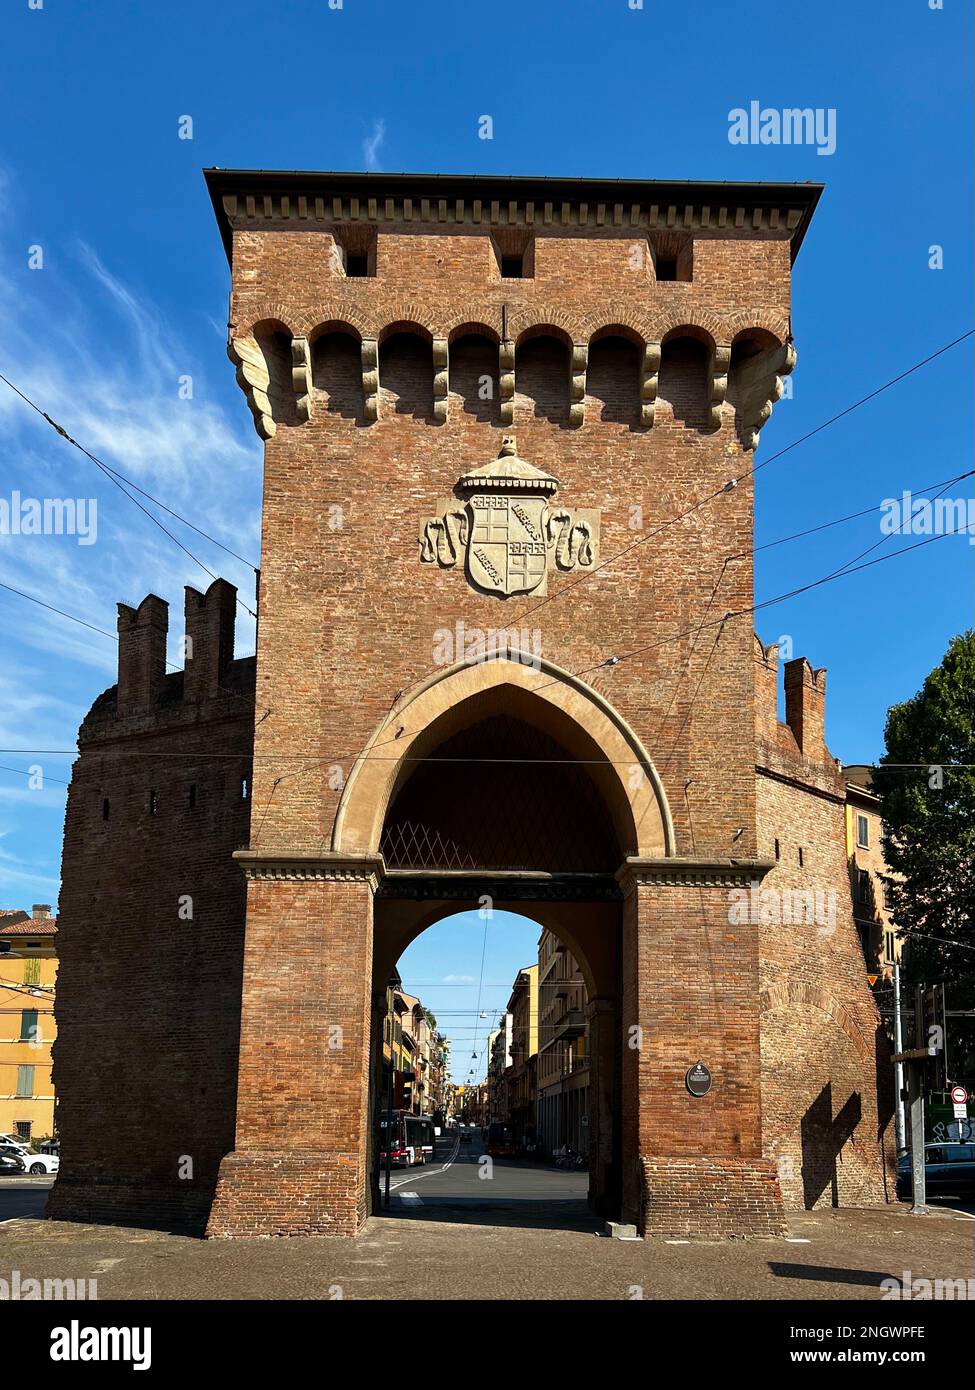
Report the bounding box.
[419,436,600,598]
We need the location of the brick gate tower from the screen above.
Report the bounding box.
[48,172,894,1238]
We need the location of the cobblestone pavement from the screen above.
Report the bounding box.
[0,1188,972,1300]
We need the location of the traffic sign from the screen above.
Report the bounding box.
[950,1085,968,1105]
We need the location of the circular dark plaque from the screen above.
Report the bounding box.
[685,1062,712,1097]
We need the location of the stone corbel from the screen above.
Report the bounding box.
[432,336,449,424]
[640,342,661,427]
[733,341,796,450]
[499,339,515,425]
[709,344,731,430]
[228,334,276,440]
[291,335,312,423]
[569,343,587,427]
[361,337,379,421]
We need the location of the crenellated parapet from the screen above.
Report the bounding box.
[101,579,249,728]
[754,633,842,791]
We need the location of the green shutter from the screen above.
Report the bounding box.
[15,1065,34,1098]
[20,1009,38,1042]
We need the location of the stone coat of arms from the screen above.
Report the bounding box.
[419,437,600,598]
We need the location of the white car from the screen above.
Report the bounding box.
[0,1137,58,1175]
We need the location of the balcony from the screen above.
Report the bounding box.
[552,1008,587,1042]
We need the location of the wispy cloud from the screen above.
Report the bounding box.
[0,165,264,902]
[362,118,386,172]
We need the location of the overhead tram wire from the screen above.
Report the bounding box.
[0,531,966,765]
[0,447,968,740]
[1,335,969,682]
[506,329,974,628]
[752,468,974,555]
[0,579,234,677]
[0,493,967,766]
[0,370,259,617]
[0,764,70,786]
[528,525,964,698]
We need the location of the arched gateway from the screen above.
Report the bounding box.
[48,171,894,1240]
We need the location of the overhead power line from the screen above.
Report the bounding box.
[509,328,974,626]
[0,370,258,617]
[0,529,964,767]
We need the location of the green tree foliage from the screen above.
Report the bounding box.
[876,632,975,1076]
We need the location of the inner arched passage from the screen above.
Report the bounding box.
[368,897,622,1230]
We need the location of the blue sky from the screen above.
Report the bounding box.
[0,2,971,1077]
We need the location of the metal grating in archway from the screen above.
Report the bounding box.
[380,714,619,872]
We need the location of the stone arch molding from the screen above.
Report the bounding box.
[760,982,875,1061]
[332,654,675,861]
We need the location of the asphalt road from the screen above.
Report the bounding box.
[0,1175,53,1222]
[378,1130,594,1229]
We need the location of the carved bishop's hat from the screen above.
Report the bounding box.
[458,436,560,496]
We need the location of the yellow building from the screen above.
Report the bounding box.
[0,906,58,1143]
[506,965,538,1144]
[536,929,589,1156]
[844,765,900,981]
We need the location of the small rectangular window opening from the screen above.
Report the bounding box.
[189,784,197,810]
[149,789,158,816]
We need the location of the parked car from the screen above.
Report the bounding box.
[0,1146,26,1174]
[0,1137,58,1175]
[897,1143,975,1200]
[21,1151,59,1175]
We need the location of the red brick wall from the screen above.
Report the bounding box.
[754,642,895,1208]
[52,179,892,1238]
[48,637,253,1230]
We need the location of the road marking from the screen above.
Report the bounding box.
[389,1134,461,1191]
